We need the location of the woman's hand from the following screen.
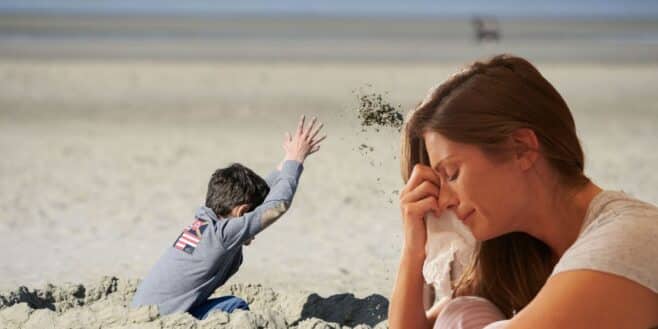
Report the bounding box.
[399,163,441,257]
[283,115,326,164]
[390,164,442,329]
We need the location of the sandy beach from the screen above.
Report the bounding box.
[1,14,657,329]
[1,59,657,328]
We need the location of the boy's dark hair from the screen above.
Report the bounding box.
[205,163,270,217]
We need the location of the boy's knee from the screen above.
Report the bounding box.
[221,296,249,311]
[189,295,250,320]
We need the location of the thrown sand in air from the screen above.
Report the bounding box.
[355,91,404,133]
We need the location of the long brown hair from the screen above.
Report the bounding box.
[401,54,590,318]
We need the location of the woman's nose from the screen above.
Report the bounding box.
[438,185,459,212]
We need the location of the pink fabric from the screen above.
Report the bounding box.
[433,296,508,329]
[482,320,511,329]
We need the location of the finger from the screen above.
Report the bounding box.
[403,181,441,202]
[309,122,324,140]
[400,181,440,204]
[296,115,306,136]
[308,145,321,155]
[310,135,326,147]
[304,117,317,139]
[405,164,441,193]
[403,195,440,221]
[285,131,292,142]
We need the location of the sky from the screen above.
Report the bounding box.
[0,0,657,18]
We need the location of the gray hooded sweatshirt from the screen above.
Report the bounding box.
[131,160,303,315]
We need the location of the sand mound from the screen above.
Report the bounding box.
[0,277,389,329]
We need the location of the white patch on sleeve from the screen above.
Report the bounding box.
[261,201,289,227]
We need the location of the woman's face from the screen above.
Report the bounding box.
[423,131,529,241]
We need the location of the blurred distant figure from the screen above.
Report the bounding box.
[472,16,501,42]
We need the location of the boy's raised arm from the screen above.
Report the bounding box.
[217,160,302,249]
[264,158,286,188]
[264,169,280,188]
[218,115,325,249]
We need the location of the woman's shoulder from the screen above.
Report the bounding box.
[514,191,658,328]
[583,190,657,228]
[552,190,658,293]
[573,190,657,240]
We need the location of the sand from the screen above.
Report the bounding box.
[0,59,657,328]
[0,276,388,328]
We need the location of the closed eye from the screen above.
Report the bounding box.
[448,169,460,182]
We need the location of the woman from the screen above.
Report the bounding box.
[388,54,658,329]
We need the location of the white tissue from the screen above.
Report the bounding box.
[422,210,476,299]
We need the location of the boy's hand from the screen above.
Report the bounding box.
[283,115,325,164]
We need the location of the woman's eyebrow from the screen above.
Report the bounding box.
[432,154,455,171]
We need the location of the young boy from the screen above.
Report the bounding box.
[131,116,324,319]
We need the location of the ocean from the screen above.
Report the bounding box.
[1,13,657,63]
